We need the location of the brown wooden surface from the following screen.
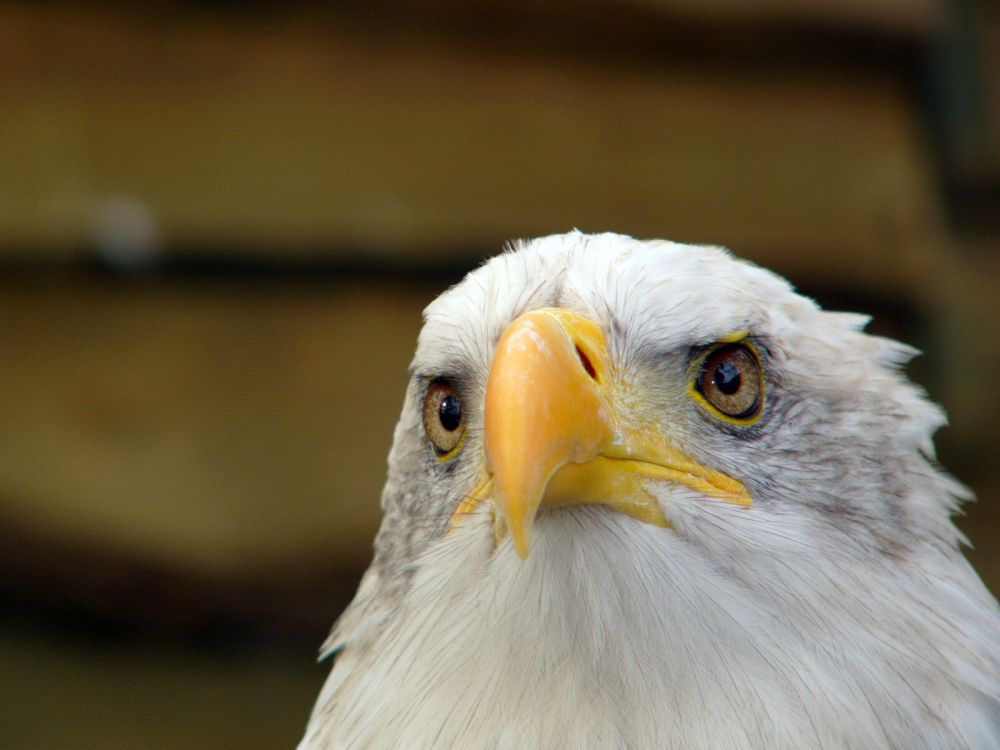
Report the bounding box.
[0,279,430,576]
[0,621,325,750]
[978,8,1000,177]
[0,4,945,296]
[389,0,943,35]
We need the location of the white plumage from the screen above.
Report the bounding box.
[300,232,1000,749]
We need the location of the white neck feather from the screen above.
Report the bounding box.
[301,504,1000,749]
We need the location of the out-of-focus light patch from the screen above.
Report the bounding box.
[91,196,164,272]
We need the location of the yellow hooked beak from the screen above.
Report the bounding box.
[469,307,750,559]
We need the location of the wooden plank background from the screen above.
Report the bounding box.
[0,279,428,574]
[0,5,945,296]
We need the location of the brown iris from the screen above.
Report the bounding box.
[422,380,466,455]
[696,343,763,421]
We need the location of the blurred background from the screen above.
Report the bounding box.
[1,1,998,747]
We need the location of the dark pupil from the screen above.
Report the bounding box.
[714,360,742,395]
[438,395,462,431]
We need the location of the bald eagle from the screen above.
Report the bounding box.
[299,233,1000,749]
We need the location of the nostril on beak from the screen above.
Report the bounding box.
[575,344,598,382]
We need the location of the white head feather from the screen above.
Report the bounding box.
[300,232,1000,749]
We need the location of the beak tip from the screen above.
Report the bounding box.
[514,537,531,560]
[510,519,533,560]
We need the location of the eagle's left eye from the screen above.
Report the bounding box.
[694,343,764,423]
[422,380,467,456]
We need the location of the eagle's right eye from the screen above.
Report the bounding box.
[423,380,466,457]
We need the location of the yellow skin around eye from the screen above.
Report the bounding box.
[688,335,766,426]
[435,427,468,462]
